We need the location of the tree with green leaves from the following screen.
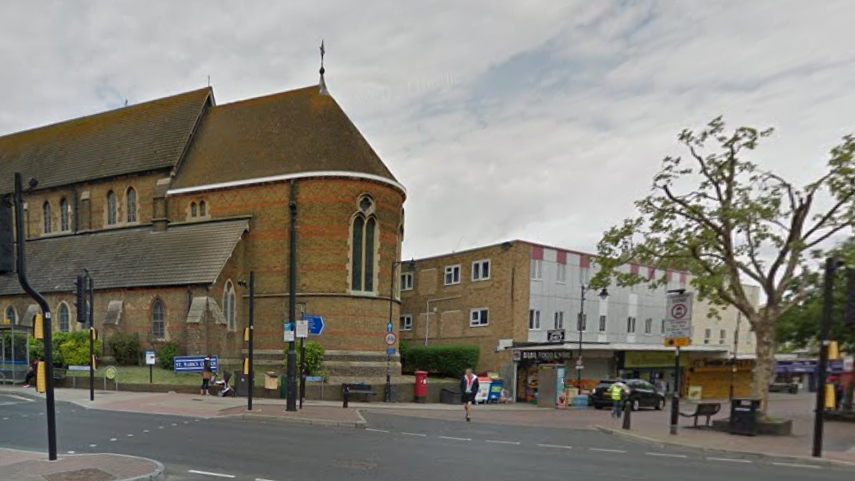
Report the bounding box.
[592,117,855,410]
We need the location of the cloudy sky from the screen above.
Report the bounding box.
[1,1,853,259]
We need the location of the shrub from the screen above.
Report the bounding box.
[283,341,325,377]
[108,332,141,366]
[158,343,180,370]
[401,344,479,378]
[29,332,70,367]
[58,331,102,367]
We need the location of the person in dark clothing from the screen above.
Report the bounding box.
[201,356,213,396]
[23,359,38,388]
[460,368,480,422]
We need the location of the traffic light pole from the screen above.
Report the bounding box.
[286,186,298,412]
[87,272,95,402]
[248,271,254,412]
[813,257,841,458]
[14,173,58,461]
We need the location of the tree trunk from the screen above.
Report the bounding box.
[752,321,776,413]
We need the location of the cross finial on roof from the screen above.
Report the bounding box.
[319,39,329,96]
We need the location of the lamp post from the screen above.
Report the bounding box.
[387,259,415,403]
[238,272,255,412]
[577,285,609,393]
[729,311,741,400]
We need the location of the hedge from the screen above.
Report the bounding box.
[400,342,479,378]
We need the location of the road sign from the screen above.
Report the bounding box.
[303,314,325,335]
[283,322,295,342]
[174,355,219,373]
[664,337,691,347]
[385,333,397,345]
[145,350,156,366]
[665,292,694,340]
[386,347,396,355]
[105,366,118,380]
[296,320,309,339]
[547,329,565,343]
[387,320,394,333]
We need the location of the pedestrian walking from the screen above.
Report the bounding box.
[460,368,479,422]
[201,356,213,396]
[609,381,629,419]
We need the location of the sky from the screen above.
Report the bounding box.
[1,1,854,260]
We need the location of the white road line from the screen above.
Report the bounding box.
[486,440,521,445]
[143,430,149,433]
[127,434,134,437]
[537,444,572,450]
[67,451,75,454]
[110,438,117,442]
[366,429,390,433]
[771,462,820,469]
[184,421,189,424]
[402,432,427,437]
[171,423,177,426]
[590,448,627,453]
[4,394,33,402]
[645,452,688,458]
[188,470,236,478]
[256,478,280,481]
[439,436,472,442]
[89,444,97,448]
[707,457,752,464]
[2,417,8,420]
[158,426,164,429]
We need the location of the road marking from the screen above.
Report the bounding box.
[67,451,75,454]
[159,426,164,429]
[188,470,236,478]
[184,421,189,424]
[402,432,427,437]
[771,462,820,469]
[645,452,687,458]
[590,448,626,453]
[256,478,280,481]
[110,438,117,442]
[537,444,573,450]
[2,417,8,420]
[171,423,177,426]
[38,412,44,416]
[143,430,149,433]
[89,444,97,448]
[707,457,752,464]
[439,436,472,442]
[486,440,521,445]
[366,429,390,433]
[127,434,134,437]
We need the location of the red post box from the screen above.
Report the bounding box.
[415,370,428,403]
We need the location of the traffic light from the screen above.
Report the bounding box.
[846,268,855,328]
[0,195,14,274]
[74,275,87,324]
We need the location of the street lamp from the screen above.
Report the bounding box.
[387,259,416,402]
[238,272,255,411]
[577,285,609,393]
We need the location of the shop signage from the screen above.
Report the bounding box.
[692,358,754,368]
[518,350,574,362]
[625,351,689,368]
[547,329,565,343]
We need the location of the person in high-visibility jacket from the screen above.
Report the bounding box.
[610,381,630,418]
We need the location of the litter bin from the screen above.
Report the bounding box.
[729,398,761,436]
[236,372,250,397]
[440,388,460,405]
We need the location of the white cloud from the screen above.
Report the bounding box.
[1,0,854,260]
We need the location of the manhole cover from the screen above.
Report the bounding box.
[43,468,115,481]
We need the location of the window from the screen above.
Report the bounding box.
[400,272,414,291]
[577,313,587,332]
[224,281,236,330]
[400,315,413,331]
[598,315,607,332]
[529,309,541,330]
[472,260,490,281]
[5,306,17,325]
[191,202,198,218]
[661,319,666,334]
[626,316,637,333]
[58,304,70,332]
[645,318,653,334]
[127,188,137,223]
[152,300,165,339]
[350,196,378,292]
[531,260,542,280]
[557,264,566,283]
[720,329,727,345]
[199,200,206,217]
[470,308,489,327]
[444,265,461,285]
[554,311,564,330]
[107,191,117,225]
[704,328,712,344]
[60,198,69,231]
[43,201,51,234]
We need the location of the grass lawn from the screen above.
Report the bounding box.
[66,365,276,386]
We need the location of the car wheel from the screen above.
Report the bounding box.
[655,398,665,410]
[631,399,640,411]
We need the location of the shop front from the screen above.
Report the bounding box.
[512,347,613,404]
[620,351,690,395]
[776,359,848,392]
[684,358,755,400]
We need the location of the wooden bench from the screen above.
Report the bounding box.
[679,402,721,428]
[342,383,376,408]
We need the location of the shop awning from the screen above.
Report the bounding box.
[509,342,729,354]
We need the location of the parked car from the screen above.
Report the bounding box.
[589,379,666,411]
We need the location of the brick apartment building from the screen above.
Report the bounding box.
[0,77,407,380]
[400,240,758,400]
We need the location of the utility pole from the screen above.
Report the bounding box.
[239,272,255,411]
[730,311,741,400]
[14,173,57,460]
[88,274,95,401]
[286,185,298,412]
[813,257,843,458]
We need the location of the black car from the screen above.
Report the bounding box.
[589,379,666,411]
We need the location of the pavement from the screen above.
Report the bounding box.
[0,447,163,481]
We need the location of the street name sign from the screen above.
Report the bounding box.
[174,355,218,373]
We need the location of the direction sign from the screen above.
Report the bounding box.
[386,347,397,355]
[385,333,397,345]
[303,314,325,335]
[547,329,566,343]
[296,320,309,339]
[387,320,394,333]
[665,292,694,340]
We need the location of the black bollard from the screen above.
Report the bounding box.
[622,400,632,430]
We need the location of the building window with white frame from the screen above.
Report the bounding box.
[644,318,653,334]
[472,260,490,281]
[557,264,566,283]
[400,315,413,331]
[444,265,461,285]
[599,315,607,332]
[577,313,587,332]
[661,319,665,334]
[554,311,564,330]
[531,259,542,280]
[626,316,637,333]
[400,272,414,291]
[470,308,489,327]
[529,309,541,330]
[720,329,727,345]
[58,303,70,332]
[704,328,712,344]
